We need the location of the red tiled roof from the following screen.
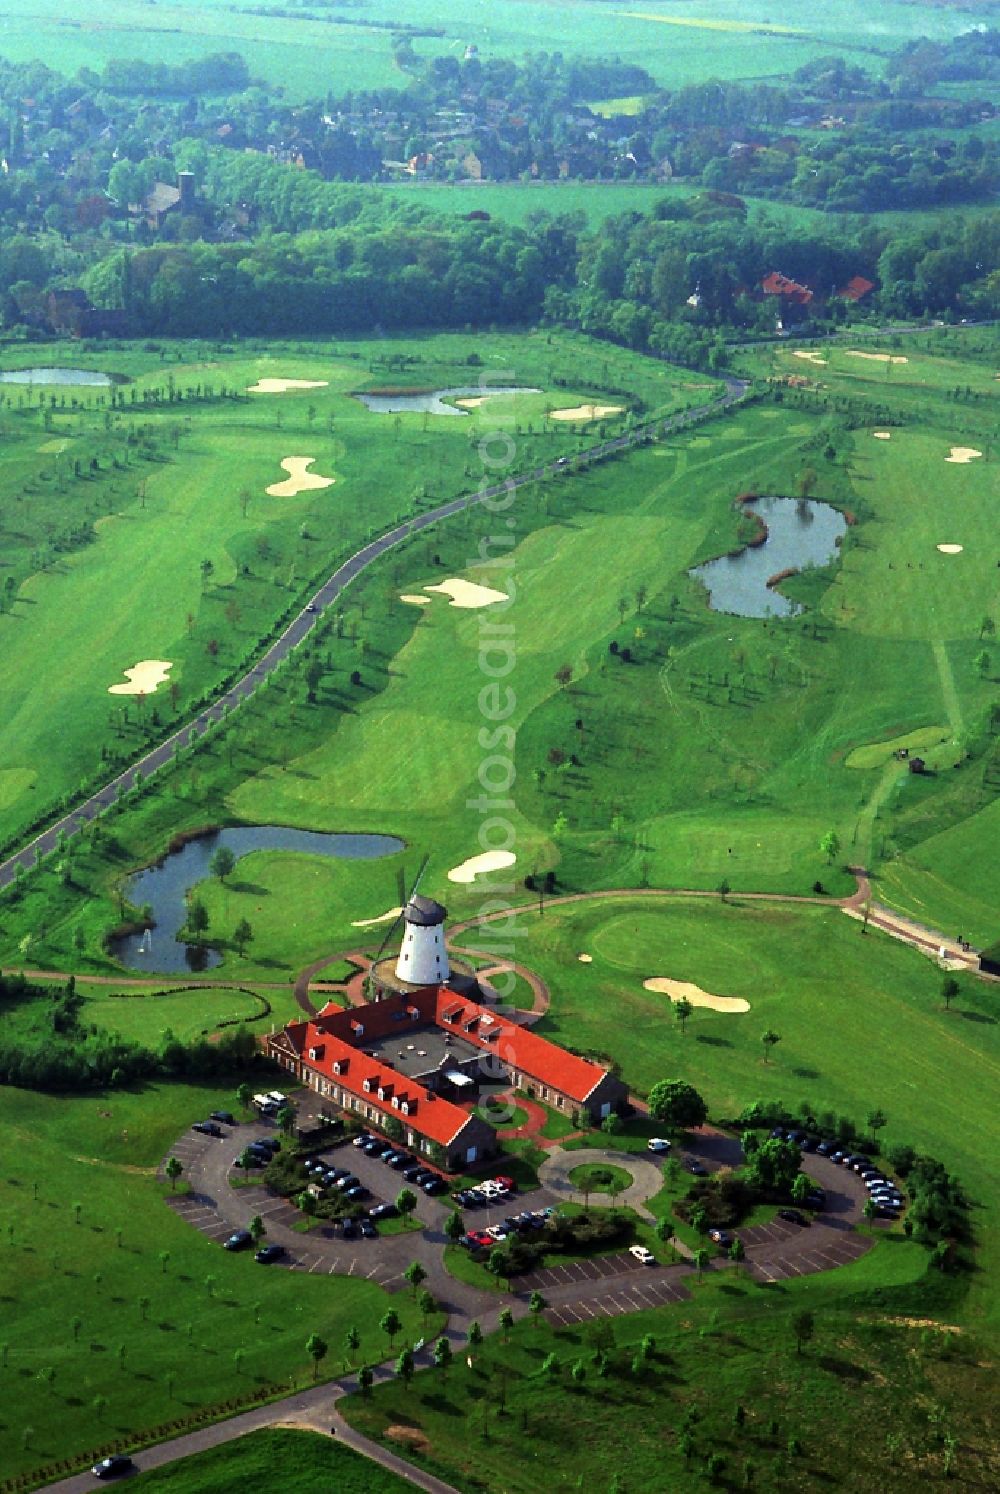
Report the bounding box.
[837,275,875,302]
[432,990,609,1103]
[761,271,813,305]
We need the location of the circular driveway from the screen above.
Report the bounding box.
[539,1147,667,1218]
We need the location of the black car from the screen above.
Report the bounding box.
[800,1136,819,1153]
[778,1208,809,1227]
[92,1454,134,1479]
[378,1147,397,1161]
[359,1217,377,1238]
[192,1121,222,1137]
[387,1152,409,1169]
[369,1202,398,1220]
[353,1132,373,1149]
[254,1244,286,1264]
[816,1139,837,1156]
[413,1168,436,1185]
[210,1111,235,1125]
[402,1165,424,1182]
[223,1229,253,1252]
[255,1136,281,1154]
[769,1127,785,1139]
[344,1185,369,1201]
[684,1158,708,1176]
[423,1177,447,1195]
[361,1138,383,1155]
[805,1192,826,1212]
[341,1216,357,1239]
[336,1174,361,1191]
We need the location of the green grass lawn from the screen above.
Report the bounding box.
[0,1082,426,1483]
[566,1162,634,1194]
[121,1428,414,1492]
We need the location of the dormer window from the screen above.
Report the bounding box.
[333,1059,345,1075]
[307,1045,323,1062]
[363,1077,373,1093]
[391,1095,400,1110]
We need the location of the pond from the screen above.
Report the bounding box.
[354,385,540,415]
[0,367,112,386]
[111,826,404,974]
[690,496,847,619]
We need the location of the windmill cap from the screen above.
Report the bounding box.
[404,894,447,926]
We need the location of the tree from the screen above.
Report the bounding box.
[729,1236,745,1275]
[186,897,209,941]
[976,649,991,678]
[487,1246,508,1282]
[298,1190,317,1218]
[819,830,840,864]
[791,1309,815,1355]
[675,995,693,1034]
[601,1112,623,1136]
[797,467,818,499]
[863,1196,878,1233]
[554,663,573,689]
[866,1107,888,1144]
[445,1210,465,1244]
[384,1115,404,1144]
[210,846,236,882]
[717,877,731,902]
[380,1308,402,1349]
[647,1079,708,1130]
[233,918,253,956]
[276,1103,296,1137]
[359,1364,374,1397]
[165,1156,183,1191]
[404,1260,427,1296]
[306,1333,328,1381]
[572,1359,586,1387]
[345,1326,361,1366]
[979,615,996,641]
[237,1081,254,1113]
[791,1172,811,1205]
[761,1029,781,1064]
[529,1290,546,1327]
[467,1321,483,1352]
[433,1336,452,1380]
[693,1247,709,1281]
[249,1214,266,1245]
[418,1289,436,1331]
[396,1187,418,1218]
[395,1347,415,1391]
[499,1306,514,1343]
[941,976,959,1011]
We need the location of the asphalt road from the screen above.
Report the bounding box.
[0,374,748,894]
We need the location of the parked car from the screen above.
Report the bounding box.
[210,1111,235,1125]
[647,1138,672,1153]
[92,1454,134,1479]
[831,1151,848,1165]
[805,1192,826,1212]
[816,1139,838,1156]
[336,1174,360,1191]
[341,1216,357,1239]
[402,1165,425,1182]
[629,1245,655,1265]
[353,1132,373,1149]
[684,1158,708,1176]
[778,1208,809,1227]
[223,1229,253,1252]
[800,1136,819,1153]
[378,1147,397,1161]
[769,1127,786,1139]
[708,1228,732,1247]
[369,1203,398,1220]
[359,1218,377,1239]
[387,1152,409,1169]
[423,1177,447,1195]
[344,1185,369,1201]
[361,1138,383,1154]
[192,1121,222,1137]
[254,1244,286,1264]
[493,1175,516,1192]
[255,1137,280,1153]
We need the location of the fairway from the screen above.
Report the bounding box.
[129,1429,414,1493]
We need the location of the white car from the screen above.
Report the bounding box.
[629,1244,655,1265]
[647,1138,672,1154]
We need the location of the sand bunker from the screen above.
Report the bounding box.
[351,906,403,928]
[846,350,908,365]
[424,579,507,609]
[454,396,486,409]
[247,378,329,394]
[937,544,964,554]
[872,431,892,440]
[792,350,827,365]
[578,953,593,964]
[944,447,982,464]
[108,660,172,696]
[643,977,750,1014]
[266,457,336,498]
[400,593,431,606]
[549,403,624,421]
[448,851,517,884]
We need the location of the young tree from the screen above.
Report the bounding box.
[760,1029,781,1064]
[233,918,253,956]
[380,1308,402,1350]
[693,1247,709,1281]
[819,830,841,864]
[976,649,991,678]
[647,1079,708,1130]
[529,1290,547,1327]
[395,1347,415,1392]
[554,663,574,689]
[404,1260,427,1296]
[237,1081,254,1113]
[306,1333,328,1381]
[866,1107,888,1145]
[358,1364,374,1397]
[674,995,693,1034]
[444,1210,465,1244]
[345,1325,361,1366]
[601,1112,623,1136]
[729,1236,746,1276]
[717,877,731,902]
[276,1103,297,1137]
[396,1187,418,1218]
[164,1157,183,1191]
[941,975,960,1011]
[418,1289,436,1331]
[433,1335,452,1380]
[499,1306,514,1343]
[249,1214,266,1245]
[467,1320,484,1352]
[210,846,236,882]
[791,1172,811,1205]
[791,1309,815,1356]
[863,1196,877,1233]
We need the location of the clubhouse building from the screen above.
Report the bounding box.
[264,895,628,1170]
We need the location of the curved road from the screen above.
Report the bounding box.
[0,375,749,894]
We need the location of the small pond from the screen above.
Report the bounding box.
[690,496,847,619]
[0,367,112,386]
[354,385,540,415]
[111,826,404,974]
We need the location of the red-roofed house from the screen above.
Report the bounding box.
[760,270,814,328]
[836,275,875,303]
[265,983,627,1169]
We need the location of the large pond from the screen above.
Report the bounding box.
[690,496,847,619]
[354,385,540,415]
[111,826,404,973]
[0,367,112,386]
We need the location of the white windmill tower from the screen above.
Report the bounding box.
[394,894,450,987]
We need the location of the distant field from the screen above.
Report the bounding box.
[133,1429,412,1493]
[0,0,964,99]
